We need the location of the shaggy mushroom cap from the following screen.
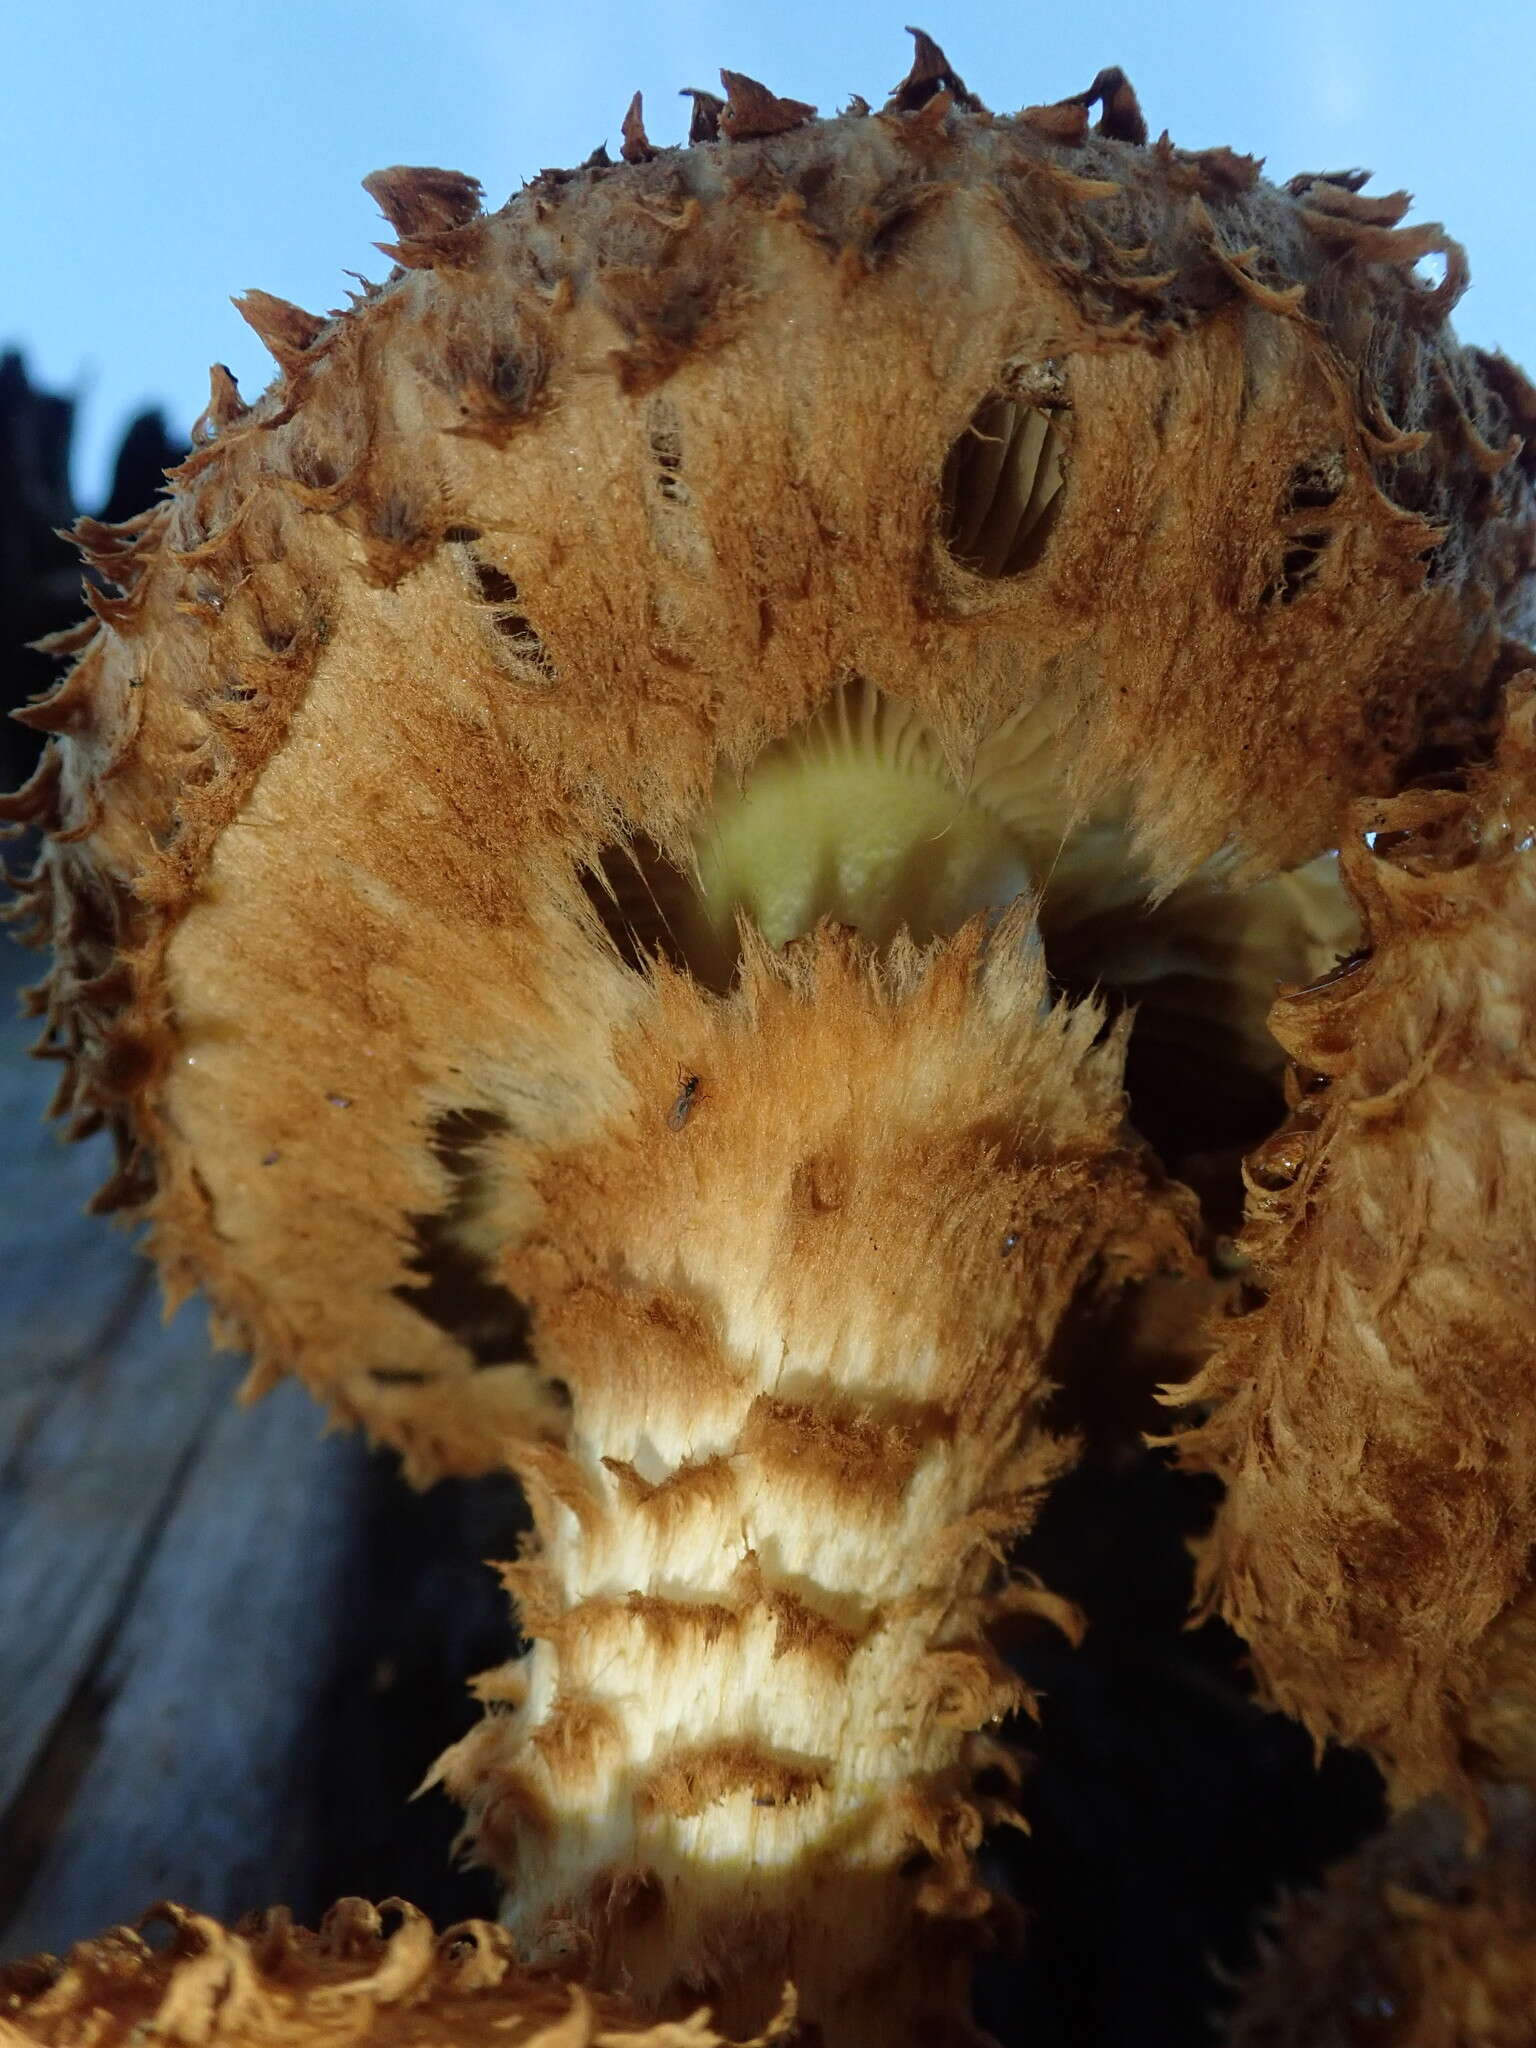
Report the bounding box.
[6,29,1536,2044]
[5,43,1531,1464]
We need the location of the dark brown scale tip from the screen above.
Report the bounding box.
[621,91,656,164]
[81,582,142,634]
[891,26,983,114]
[1069,65,1147,147]
[843,93,872,118]
[680,88,724,144]
[88,1146,155,1217]
[361,165,483,238]
[191,364,249,445]
[376,223,487,272]
[718,70,817,141]
[233,289,328,367]
[1285,167,1372,196]
[581,143,613,169]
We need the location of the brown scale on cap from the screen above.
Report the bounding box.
[620,95,656,168]
[4,25,1536,2047]
[890,27,984,114]
[717,71,817,142]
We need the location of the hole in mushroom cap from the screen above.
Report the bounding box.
[454,541,555,677]
[1287,454,1345,510]
[1261,530,1332,605]
[1257,454,1346,605]
[940,392,1066,578]
[471,560,549,657]
[648,399,689,505]
[643,397,713,576]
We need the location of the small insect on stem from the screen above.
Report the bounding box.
[668,1071,701,1130]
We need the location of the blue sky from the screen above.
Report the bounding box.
[7,1,1534,504]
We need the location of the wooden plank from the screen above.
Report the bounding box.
[1,939,228,1829]
[0,1281,232,1825]
[0,942,150,1477]
[0,1377,371,1958]
[0,934,311,1943]
[0,942,107,1198]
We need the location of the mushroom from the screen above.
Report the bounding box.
[6,31,1535,2046]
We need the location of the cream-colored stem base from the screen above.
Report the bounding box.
[430,922,1194,2044]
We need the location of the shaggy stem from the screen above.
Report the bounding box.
[430,923,1194,2044]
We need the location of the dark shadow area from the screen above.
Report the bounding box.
[983,1449,1386,2048]
[394,1107,535,1368]
[300,1454,530,1926]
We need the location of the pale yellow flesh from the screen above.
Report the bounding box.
[690,735,1035,954]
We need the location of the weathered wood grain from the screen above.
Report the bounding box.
[0,989,141,1497]
[0,1276,231,1827]
[0,1371,369,1955]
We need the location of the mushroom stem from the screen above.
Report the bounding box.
[428,920,1195,2042]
